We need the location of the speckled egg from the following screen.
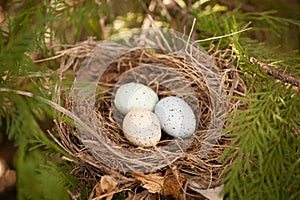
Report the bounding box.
[122,109,161,147]
[154,96,196,138]
[114,82,159,115]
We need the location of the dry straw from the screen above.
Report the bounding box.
[50,27,248,199]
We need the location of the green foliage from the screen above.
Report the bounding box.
[189,3,300,199]
[47,0,146,43]
[48,0,105,43]
[218,12,300,200]
[16,149,70,200]
[222,87,300,199]
[0,1,77,199]
[0,2,48,71]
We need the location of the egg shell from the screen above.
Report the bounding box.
[122,109,161,147]
[114,82,158,115]
[154,96,196,138]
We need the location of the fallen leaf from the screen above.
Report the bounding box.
[0,169,16,192]
[95,175,118,200]
[131,173,164,194]
[161,169,185,197]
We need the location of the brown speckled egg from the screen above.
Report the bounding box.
[122,109,161,147]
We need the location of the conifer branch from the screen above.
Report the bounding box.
[249,57,300,88]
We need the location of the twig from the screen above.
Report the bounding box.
[249,57,300,87]
[147,14,172,52]
[191,26,252,44]
[185,18,196,52]
[141,0,157,29]
[99,16,107,39]
[156,0,173,26]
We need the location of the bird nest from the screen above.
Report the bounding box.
[53,28,247,199]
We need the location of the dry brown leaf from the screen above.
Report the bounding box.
[95,175,118,200]
[161,169,185,197]
[131,173,164,194]
[0,158,16,192]
[0,170,16,192]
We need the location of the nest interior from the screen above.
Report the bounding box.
[54,39,247,199]
[95,49,211,147]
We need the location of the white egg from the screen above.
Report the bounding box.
[154,96,196,138]
[122,109,161,147]
[114,82,159,115]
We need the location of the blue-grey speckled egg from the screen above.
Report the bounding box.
[154,96,196,138]
[114,82,158,115]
